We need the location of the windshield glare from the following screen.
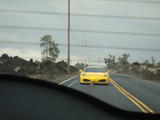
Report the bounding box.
[84,68,106,73]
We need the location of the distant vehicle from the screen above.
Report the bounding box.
[79,66,109,85]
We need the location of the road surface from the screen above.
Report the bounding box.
[60,73,160,113]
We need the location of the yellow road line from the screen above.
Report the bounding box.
[110,78,155,113]
[111,79,155,113]
[110,80,147,113]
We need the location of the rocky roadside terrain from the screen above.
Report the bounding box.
[0,54,78,83]
[114,62,160,83]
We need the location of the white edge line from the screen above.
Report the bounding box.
[59,75,79,85]
[118,73,160,87]
[122,73,160,87]
[137,78,160,87]
[68,80,78,87]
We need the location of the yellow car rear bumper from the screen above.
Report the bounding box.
[80,76,109,84]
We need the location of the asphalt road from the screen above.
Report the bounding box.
[60,73,160,113]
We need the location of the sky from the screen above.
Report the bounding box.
[0,0,160,65]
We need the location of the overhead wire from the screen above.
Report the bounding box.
[0,9,160,21]
[99,0,160,3]
[0,25,160,36]
[0,40,160,52]
[44,0,66,22]
[44,0,67,60]
[0,1,160,64]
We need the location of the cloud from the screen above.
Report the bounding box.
[0,47,41,60]
[0,0,160,64]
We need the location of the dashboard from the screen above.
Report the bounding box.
[0,75,159,120]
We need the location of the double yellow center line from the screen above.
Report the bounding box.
[110,78,155,114]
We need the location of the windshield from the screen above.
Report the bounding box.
[84,67,106,73]
[0,0,160,114]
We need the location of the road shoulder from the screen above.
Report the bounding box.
[47,72,79,84]
[112,72,160,86]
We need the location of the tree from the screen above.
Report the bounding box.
[104,53,130,70]
[40,35,60,62]
[104,54,116,69]
[75,63,86,70]
[151,56,156,67]
[118,54,130,66]
[117,54,130,71]
[143,60,150,65]
[156,62,160,67]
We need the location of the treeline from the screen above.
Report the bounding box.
[104,54,130,70]
[104,54,160,80]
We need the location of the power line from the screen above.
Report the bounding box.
[0,9,160,21]
[0,25,160,37]
[44,0,66,22]
[99,0,160,3]
[70,59,105,64]
[69,44,160,52]
[1,55,104,64]
[1,40,160,52]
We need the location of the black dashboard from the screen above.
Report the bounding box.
[0,75,159,120]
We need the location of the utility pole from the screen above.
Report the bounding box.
[82,40,85,69]
[67,0,71,74]
[84,40,87,67]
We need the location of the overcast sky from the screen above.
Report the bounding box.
[0,0,160,65]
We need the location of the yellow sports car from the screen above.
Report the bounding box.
[79,66,109,85]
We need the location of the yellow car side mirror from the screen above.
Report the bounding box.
[79,70,83,72]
